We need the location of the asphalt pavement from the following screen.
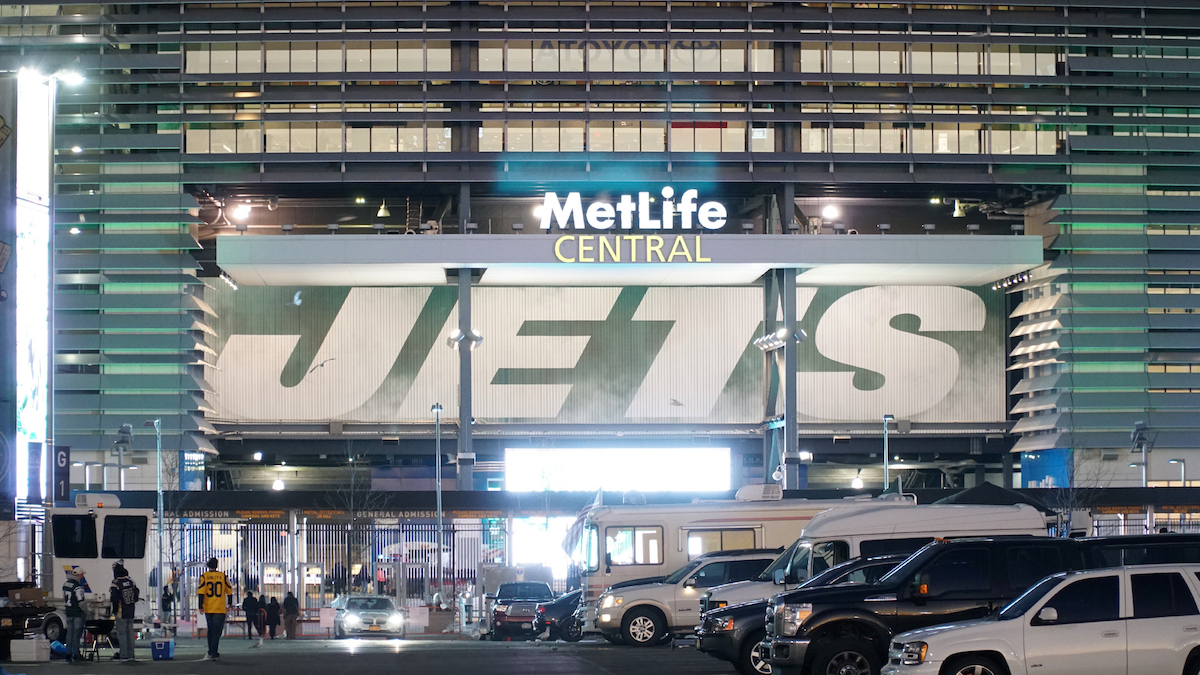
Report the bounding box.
[4,637,736,675]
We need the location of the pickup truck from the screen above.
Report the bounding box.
[763,533,1200,675]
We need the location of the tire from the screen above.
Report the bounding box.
[560,619,583,643]
[334,623,346,639]
[809,637,881,675]
[942,655,1007,675]
[736,630,771,675]
[43,617,64,643]
[1186,654,1200,675]
[621,608,665,647]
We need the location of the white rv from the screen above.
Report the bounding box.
[700,503,1053,612]
[36,496,155,642]
[569,486,915,632]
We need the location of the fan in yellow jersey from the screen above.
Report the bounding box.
[198,557,233,660]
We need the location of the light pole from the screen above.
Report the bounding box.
[431,403,443,602]
[882,414,895,489]
[145,419,163,628]
[1169,459,1187,487]
[1130,462,1146,488]
[1131,421,1153,488]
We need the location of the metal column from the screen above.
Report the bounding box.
[457,271,475,491]
[459,183,471,229]
[780,268,800,489]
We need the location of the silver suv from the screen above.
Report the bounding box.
[596,548,779,647]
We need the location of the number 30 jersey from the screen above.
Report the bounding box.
[198,570,232,614]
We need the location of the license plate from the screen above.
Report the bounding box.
[0,619,10,627]
[368,626,381,631]
[521,623,532,629]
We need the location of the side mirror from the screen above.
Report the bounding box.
[605,553,613,574]
[484,594,495,601]
[911,573,930,599]
[1036,607,1058,624]
[773,569,786,585]
[684,578,697,588]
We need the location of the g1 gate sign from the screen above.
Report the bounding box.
[206,285,1005,425]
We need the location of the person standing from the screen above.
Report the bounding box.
[62,567,87,662]
[242,591,260,640]
[265,597,281,639]
[282,592,299,640]
[110,564,140,661]
[198,557,233,661]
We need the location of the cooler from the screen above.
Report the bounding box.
[10,637,51,662]
[150,638,175,660]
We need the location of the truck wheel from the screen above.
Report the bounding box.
[810,637,880,675]
[737,629,771,675]
[43,617,64,643]
[944,655,1007,675]
[621,608,665,647]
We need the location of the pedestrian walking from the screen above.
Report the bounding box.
[161,585,176,636]
[62,567,87,662]
[110,564,140,661]
[282,592,300,640]
[242,591,261,640]
[266,597,281,639]
[198,557,233,661]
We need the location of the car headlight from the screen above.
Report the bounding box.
[713,616,735,632]
[386,613,404,628]
[776,603,812,637]
[601,595,623,609]
[344,613,362,627]
[893,641,928,666]
[493,604,510,614]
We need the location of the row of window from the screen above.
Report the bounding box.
[182,121,1061,155]
[180,40,1056,76]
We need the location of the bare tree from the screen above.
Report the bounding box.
[1046,448,1117,537]
[325,440,388,595]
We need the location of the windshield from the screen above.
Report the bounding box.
[998,575,1065,620]
[664,559,705,585]
[346,597,395,611]
[497,583,554,601]
[757,541,801,581]
[580,524,599,573]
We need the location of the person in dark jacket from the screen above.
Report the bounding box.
[242,591,261,639]
[282,592,300,639]
[265,597,281,639]
[110,564,139,661]
[62,567,87,662]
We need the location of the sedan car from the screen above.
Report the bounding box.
[332,595,406,638]
[489,582,555,641]
[535,589,582,642]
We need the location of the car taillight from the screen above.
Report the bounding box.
[537,606,546,614]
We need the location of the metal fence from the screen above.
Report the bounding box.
[1092,516,1200,537]
[173,520,507,616]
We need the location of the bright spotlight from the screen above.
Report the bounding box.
[69,227,81,235]
[272,478,285,491]
[58,71,86,86]
[231,204,252,221]
[533,206,544,218]
[253,451,263,461]
[821,205,840,220]
[71,146,82,153]
[851,470,864,490]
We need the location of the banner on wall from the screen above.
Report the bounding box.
[205,285,1006,425]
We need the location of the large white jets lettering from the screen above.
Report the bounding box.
[540,188,726,231]
[797,287,990,420]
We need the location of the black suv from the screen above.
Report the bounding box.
[698,555,906,675]
[762,534,1200,675]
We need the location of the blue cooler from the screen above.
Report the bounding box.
[151,638,175,660]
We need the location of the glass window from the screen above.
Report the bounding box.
[583,524,599,572]
[859,538,933,559]
[480,41,504,72]
[840,561,897,586]
[428,41,452,71]
[1039,576,1119,624]
[237,44,261,73]
[613,42,640,72]
[690,562,728,588]
[811,541,850,575]
[346,597,395,611]
[729,559,772,582]
[398,42,422,71]
[1006,546,1065,594]
[480,122,504,152]
[52,515,98,559]
[370,41,397,72]
[265,42,289,72]
[1132,573,1199,619]
[606,526,663,566]
[317,42,342,72]
[686,529,756,558]
[101,515,147,559]
[922,548,991,598]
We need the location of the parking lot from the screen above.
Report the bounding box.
[6,638,732,675]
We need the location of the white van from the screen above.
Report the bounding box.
[701,503,1052,612]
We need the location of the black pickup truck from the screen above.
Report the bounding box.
[699,554,906,675]
[762,534,1200,675]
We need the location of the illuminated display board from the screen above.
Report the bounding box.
[14,71,53,502]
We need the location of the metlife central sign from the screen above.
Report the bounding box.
[540,188,725,263]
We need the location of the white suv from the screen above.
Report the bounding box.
[883,564,1200,675]
[596,548,779,647]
